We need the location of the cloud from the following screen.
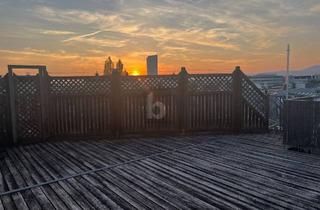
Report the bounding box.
[62,31,129,48]
[1,0,320,74]
[63,31,103,42]
[311,4,320,13]
[34,6,101,24]
[0,48,79,59]
[0,48,105,76]
[41,30,76,35]
[33,6,240,50]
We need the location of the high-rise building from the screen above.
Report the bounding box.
[147,55,158,75]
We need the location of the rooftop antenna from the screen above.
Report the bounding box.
[286,44,290,99]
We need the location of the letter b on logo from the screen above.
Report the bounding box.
[146,92,166,120]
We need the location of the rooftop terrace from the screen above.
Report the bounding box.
[1,134,320,210]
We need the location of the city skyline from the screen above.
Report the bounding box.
[0,0,320,75]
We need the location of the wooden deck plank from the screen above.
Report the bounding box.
[44,141,163,209]
[19,150,68,210]
[112,168,187,209]
[0,198,3,210]
[1,134,320,209]
[30,145,98,210]
[131,161,255,209]
[81,174,141,210]
[219,136,320,166]
[6,150,42,210]
[99,170,167,209]
[153,151,320,209]
[0,156,5,193]
[56,180,96,210]
[75,176,123,209]
[53,141,105,170]
[66,178,110,210]
[39,142,139,209]
[107,170,179,209]
[88,172,152,210]
[1,196,16,210]
[73,140,130,162]
[1,159,31,210]
[37,185,69,210]
[199,141,320,179]
[197,142,320,190]
[140,157,305,209]
[114,166,217,209]
[88,140,139,159]
[42,143,86,173]
[181,146,320,195]
[181,153,320,207]
[63,141,115,167]
[20,145,82,209]
[11,147,56,210]
[36,141,120,209]
[10,193,29,210]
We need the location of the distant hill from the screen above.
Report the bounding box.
[255,65,320,77]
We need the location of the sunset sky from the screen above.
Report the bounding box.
[0,0,320,75]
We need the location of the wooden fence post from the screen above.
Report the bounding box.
[264,91,270,132]
[282,100,288,145]
[111,70,122,138]
[232,66,243,133]
[7,65,17,144]
[39,66,49,140]
[1,74,11,146]
[177,67,188,134]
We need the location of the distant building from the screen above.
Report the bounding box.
[147,55,158,75]
[104,57,114,75]
[116,60,124,73]
[104,57,127,75]
[250,74,285,91]
[292,75,320,89]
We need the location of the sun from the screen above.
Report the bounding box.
[131,68,141,76]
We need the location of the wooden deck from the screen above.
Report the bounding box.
[1,134,320,209]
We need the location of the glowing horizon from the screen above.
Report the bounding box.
[0,0,320,76]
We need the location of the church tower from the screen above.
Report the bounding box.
[104,57,114,75]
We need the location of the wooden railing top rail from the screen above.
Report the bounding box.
[44,73,232,77]
[287,96,319,101]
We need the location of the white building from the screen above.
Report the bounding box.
[147,55,158,75]
[292,75,320,89]
[250,74,284,90]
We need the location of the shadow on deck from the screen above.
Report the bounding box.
[1,134,320,209]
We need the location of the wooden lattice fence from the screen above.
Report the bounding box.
[120,75,179,133]
[283,99,320,149]
[14,76,42,140]
[0,65,269,145]
[48,76,112,137]
[186,74,233,131]
[0,76,9,144]
[240,72,269,130]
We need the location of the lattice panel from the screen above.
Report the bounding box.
[188,75,233,92]
[0,77,6,95]
[50,77,111,95]
[121,76,178,93]
[241,76,266,117]
[0,78,8,139]
[15,77,41,139]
